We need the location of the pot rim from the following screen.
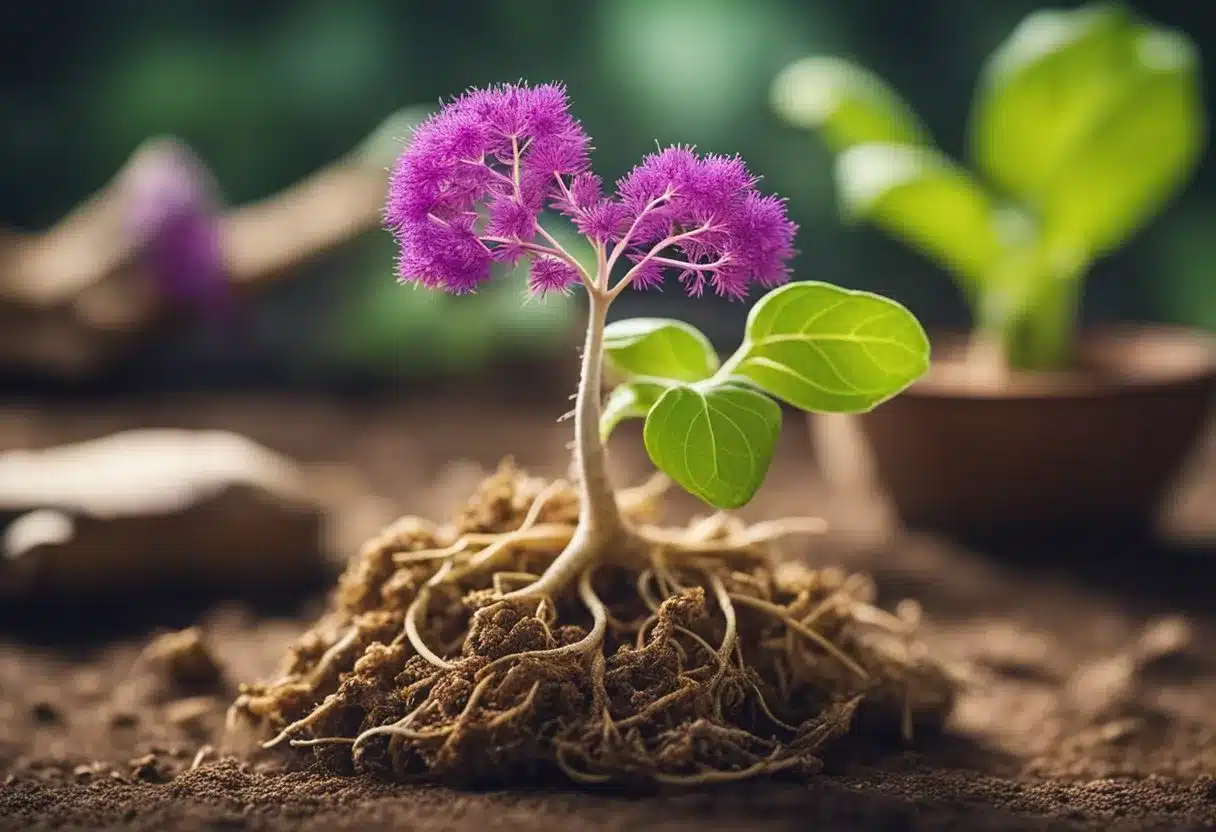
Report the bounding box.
[901,324,1216,401]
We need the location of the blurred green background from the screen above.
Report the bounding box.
[1,0,1211,390]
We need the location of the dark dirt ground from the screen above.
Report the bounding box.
[2,365,1216,831]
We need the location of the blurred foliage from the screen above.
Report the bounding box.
[1150,203,1216,330]
[0,0,1211,387]
[774,3,1206,369]
[324,224,581,380]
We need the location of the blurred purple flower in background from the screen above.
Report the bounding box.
[120,137,230,318]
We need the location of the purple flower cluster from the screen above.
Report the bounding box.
[606,146,797,298]
[385,82,797,298]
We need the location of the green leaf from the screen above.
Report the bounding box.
[600,380,668,442]
[970,4,1204,256]
[643,381,782,509]
[726,282,930,413]
[836,143,1016,287]
[1041,26,1204,257]
[969,3,1137,203]
[771,56,931,152]
[603,318,720,382]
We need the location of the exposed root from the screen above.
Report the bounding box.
[231,460,954,786]
[406,588,455,671]
[190,745,215,770]
[262,695,341,749]
[727,593,871,681]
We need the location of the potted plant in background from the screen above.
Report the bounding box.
[771,1,1215,538]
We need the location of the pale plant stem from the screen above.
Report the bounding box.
[481,237,564,259]
[608,223,713,300]
[500,279,626,601]
[511,136,522,194]
[497,190,710,601]
[646,255,728,272]
[604,192,672,275]
[553,172,577,206]
[594,240,607,287]
[536,223,593,286]
[570,289,619,535]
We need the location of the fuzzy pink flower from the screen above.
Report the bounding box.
[386,82,590,293]
[385,83,797,299]
[607,148,796,298]
[528,256,581,295]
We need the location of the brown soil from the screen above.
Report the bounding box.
[228,461,953,787]
[1,377,1215,830]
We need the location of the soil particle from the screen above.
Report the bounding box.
[0,392,1214,830]
[28,701,59,725]
[128,753,169,783]
[140,627,226,694]
[165,696,218,738]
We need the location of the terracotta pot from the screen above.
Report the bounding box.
[812,326,1216,538]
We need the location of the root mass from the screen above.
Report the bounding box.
[231,461,953,786]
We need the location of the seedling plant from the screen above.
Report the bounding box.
[772,2,1204,372]
[233,83,950,785]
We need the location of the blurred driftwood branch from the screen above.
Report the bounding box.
[0,108,423,379]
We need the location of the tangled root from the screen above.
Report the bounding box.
[231,460,954,786]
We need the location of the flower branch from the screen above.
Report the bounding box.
[604,191,673,275]
[610,222,716,300]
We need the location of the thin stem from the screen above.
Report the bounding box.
[536,223,593,287]
[646,255,728,272]
[499,287,626,601]
[974,247,1087,372]
[511,136,522,195]
[482,237,564,259]
[608,223,712,300]
[502,139,592,290]
[1002,271,1082,371]
[594,240,607,292]
[553,171,577,208]
[570,290,619,535]
[604,191,672,276]
[459,158,514,188]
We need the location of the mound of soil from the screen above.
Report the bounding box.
[1,383,1215,830]
[228,460,953,786]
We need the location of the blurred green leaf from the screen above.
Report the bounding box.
[330,234,576,379]
[970,3,1205,257]
[835,143,1012,287]
[969,2,1136,202]
[1041,27,1205,257]
[603,318,720,382]
[771,57,931,152]
[643,380,781,509]
[726,281,930,413]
